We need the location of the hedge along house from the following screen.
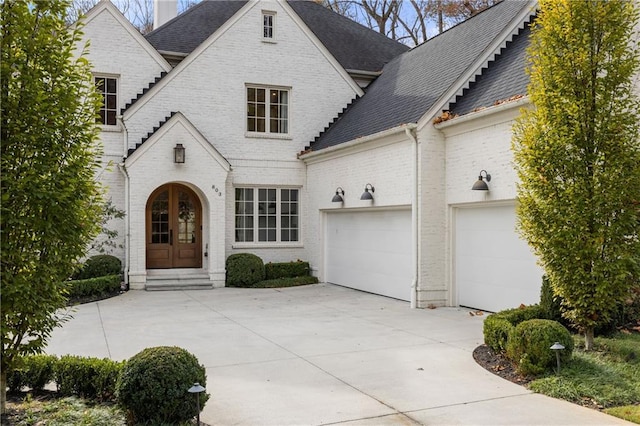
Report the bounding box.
[80,0,634,312]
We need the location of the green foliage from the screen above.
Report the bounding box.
[226,253,265,287]
[23,354,58,391]
[529,335,640,408]
[73,255,122,280]
[512,0,640,348]
[66,275,122,300]
[116,346,209,425]
[506,319,574,376]
[539,275,564,324]
[12,396,127,426]
[55,355,124,402]
[265,260,311,280]
[252,276,319,288]
[0,0,104,408]
[483,316,514,353]
[482,305,544,352]
[605,405,640,423]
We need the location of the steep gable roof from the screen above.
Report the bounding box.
[145,1,247,54]
[450,20,532,116]
[286,1,409,72]
[145,0,408,73]
[308,0,535,151]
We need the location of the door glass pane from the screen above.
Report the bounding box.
[177,190,196,244]
[151,191,169,244]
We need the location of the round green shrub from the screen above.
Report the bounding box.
[74,255,122,280]
[116,346,209,425]
[506,319,574,376]
[226,253,265,287]
[483,316,515,352]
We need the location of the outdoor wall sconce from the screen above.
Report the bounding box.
[174,143,185,163]
[360,183,375,200]
[332,187,345,203]
[550,342,565,375]
[188,382,206,425]
[472,170,491,190]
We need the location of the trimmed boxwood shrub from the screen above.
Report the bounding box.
[483,305,544,352]
[73,254,122,280]
[226,253,265,287]
[265,260,311,280]
[116,346,209,425]
[66,274,121,299]
[506,319,573,376]
[7,354,58,392]
[55,355,124,401]
[483,316,514,353]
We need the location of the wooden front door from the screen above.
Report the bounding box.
[146,184,202,269]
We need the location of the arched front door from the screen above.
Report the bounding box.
[146,183,202,269]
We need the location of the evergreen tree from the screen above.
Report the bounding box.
[513,0,640,350]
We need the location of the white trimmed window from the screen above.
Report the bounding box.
[95,76,117,126]
[262,11,276,40]
[247,86,289,135]
[235,188,299,243]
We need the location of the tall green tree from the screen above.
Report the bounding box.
[513,0,640,350]
[1,0,103,412]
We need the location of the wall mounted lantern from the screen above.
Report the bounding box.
[332,187,345,203]
[471,170,491,190]
[360,183,375,200]
[174,143,186,163]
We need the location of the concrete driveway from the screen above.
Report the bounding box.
[45,284,630,425]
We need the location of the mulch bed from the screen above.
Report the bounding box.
[472,344,534,386]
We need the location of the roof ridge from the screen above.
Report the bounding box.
[126,111,178,157]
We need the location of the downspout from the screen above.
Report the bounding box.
[405,125,419,309]
[117,115,130,288]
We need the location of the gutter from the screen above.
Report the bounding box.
[117,115,130,288]
[300,124,412,162]
[404,125,419,309]
[434,96,529,130]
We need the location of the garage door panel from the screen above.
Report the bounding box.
[326,210,411,301]
[456,205,543,312]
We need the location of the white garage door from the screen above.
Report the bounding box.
[326,210,412,301]
[455,204,543,312]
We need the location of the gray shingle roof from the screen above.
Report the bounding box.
[286,1,409,72]
[145,0,408,73]
[450,21,532,116]
[145,1,247,54]
[309,0,533,151]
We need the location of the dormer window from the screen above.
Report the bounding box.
[262,11,276,41]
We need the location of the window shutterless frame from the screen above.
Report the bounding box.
[94,75,118,126]
[246,85,289,135]
[234,187,299,243]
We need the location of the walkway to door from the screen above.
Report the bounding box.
[45,284,628,425]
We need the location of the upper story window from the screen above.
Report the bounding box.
[247,86,289,135]
[262,11,276,41]
[95,76,117,126]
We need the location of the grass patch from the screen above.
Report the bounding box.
[250,276,319,288]
[605,405,640,423]
[528,333,640,412]
[5,395,126,426]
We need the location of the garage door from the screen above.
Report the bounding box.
[326,210,412,301]
[455,204,543,312]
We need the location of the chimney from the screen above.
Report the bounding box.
[154,0,177,30]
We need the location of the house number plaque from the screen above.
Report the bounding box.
[211,184,223,197]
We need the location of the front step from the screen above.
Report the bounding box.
[145,269,213,291]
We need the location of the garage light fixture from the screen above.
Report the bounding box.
[360,183,375,200]
[174,143,185,163]
[332,187,345,203]
[472,170,491,190]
